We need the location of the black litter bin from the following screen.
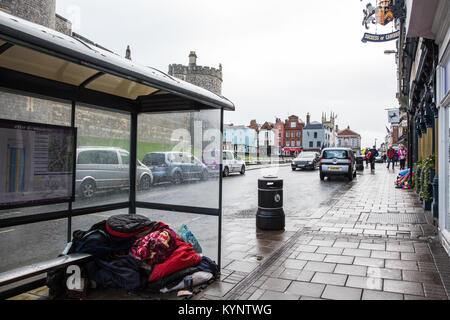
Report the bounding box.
[256,175,285,230]
[356,155,364,171]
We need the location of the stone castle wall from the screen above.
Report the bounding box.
[0,0,56,29]
[169,64,223,96]
[0,1,207,147]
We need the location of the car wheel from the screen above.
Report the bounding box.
[80,180,96,199]
[348,169,353,181]
[172,171,183,185]
[139,174,152,190]
[223,166,229,177]
[240,165,246,175]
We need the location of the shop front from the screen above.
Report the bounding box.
[283,147,302,157]
[437,34,450,254]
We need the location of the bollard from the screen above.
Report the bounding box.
[256,175,285,230]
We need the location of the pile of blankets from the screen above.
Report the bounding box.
[57,214,219,294]
[395,168,413,189]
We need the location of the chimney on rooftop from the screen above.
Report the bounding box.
[125,45,131,60]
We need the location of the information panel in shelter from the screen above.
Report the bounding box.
[0,119,76,208]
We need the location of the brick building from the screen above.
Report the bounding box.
[283,115,304,156]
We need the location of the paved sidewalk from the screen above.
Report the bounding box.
[8,166,450,300]
[195,167,450,300]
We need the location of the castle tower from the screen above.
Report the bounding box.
[0,0,56,29]
[168,51,223,96]
[189,51,197,67]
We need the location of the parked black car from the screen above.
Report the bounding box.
[142,152,209,184]
[291,151,320,170]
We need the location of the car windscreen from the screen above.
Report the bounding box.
[297,152,316,159]
[322,150,348,159]
[143,153,166,165]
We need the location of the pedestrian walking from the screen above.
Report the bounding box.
[386,145,395,170]
[398,145,407,170]
[369,145,378,171]
[393,152,399,167]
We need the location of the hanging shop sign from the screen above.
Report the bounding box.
[387,109,400,123]
[375,0,394,26]
[361,28,400,43]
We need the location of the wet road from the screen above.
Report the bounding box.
[0,165,357,272]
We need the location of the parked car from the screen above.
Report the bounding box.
[142,151,209,184]
[222,150,246,177]
[291,151,320,170]
[319,147,357,181]
[375,153,384,163]
[76,147,153,199]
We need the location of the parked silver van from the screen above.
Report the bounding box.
[319,147,357,181]
[76,147,153,199]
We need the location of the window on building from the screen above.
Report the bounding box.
[286,141,290,147]
[309,141,313,148]
[296,140,301,147]
[286,132,290,138]
[317,141,321,147]
[290,122,296,128]
[296,132,300,137]
[314,132,317,138]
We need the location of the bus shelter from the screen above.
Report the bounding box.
[0,11,234,298]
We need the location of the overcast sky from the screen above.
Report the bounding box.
[56,0,399,148]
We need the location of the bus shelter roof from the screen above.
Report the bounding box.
[0,10,235,113]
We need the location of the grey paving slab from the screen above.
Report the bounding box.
[385,259,419,271]
[383,279,424,296]
[371,250,401,260]
[324,254,355,265]
[367,267,402,280]
[303,261,336,273]
[342,248,371,257]
[334,264,367,277]
[346,275,383,291]
[296,252,326,262]
[286,281,326,298]
[311,272,348,286]
[353,257,385,268]
[362,289,403,300]
[260,277,292,292]
[321,285,363,300]
[258,290,300,300]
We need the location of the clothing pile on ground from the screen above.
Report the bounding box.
[395,168,413,189]
[46,214,219,298]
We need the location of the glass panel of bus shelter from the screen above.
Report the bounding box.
[447,107,450,231]
[0,220,67,273]
[137,109,221,209]
[136,208,219,262]
[73,105,130,209]
[0,91,71,219]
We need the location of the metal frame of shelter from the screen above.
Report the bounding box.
[0,10,234,281]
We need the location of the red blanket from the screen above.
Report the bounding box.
[148,237,202,282]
